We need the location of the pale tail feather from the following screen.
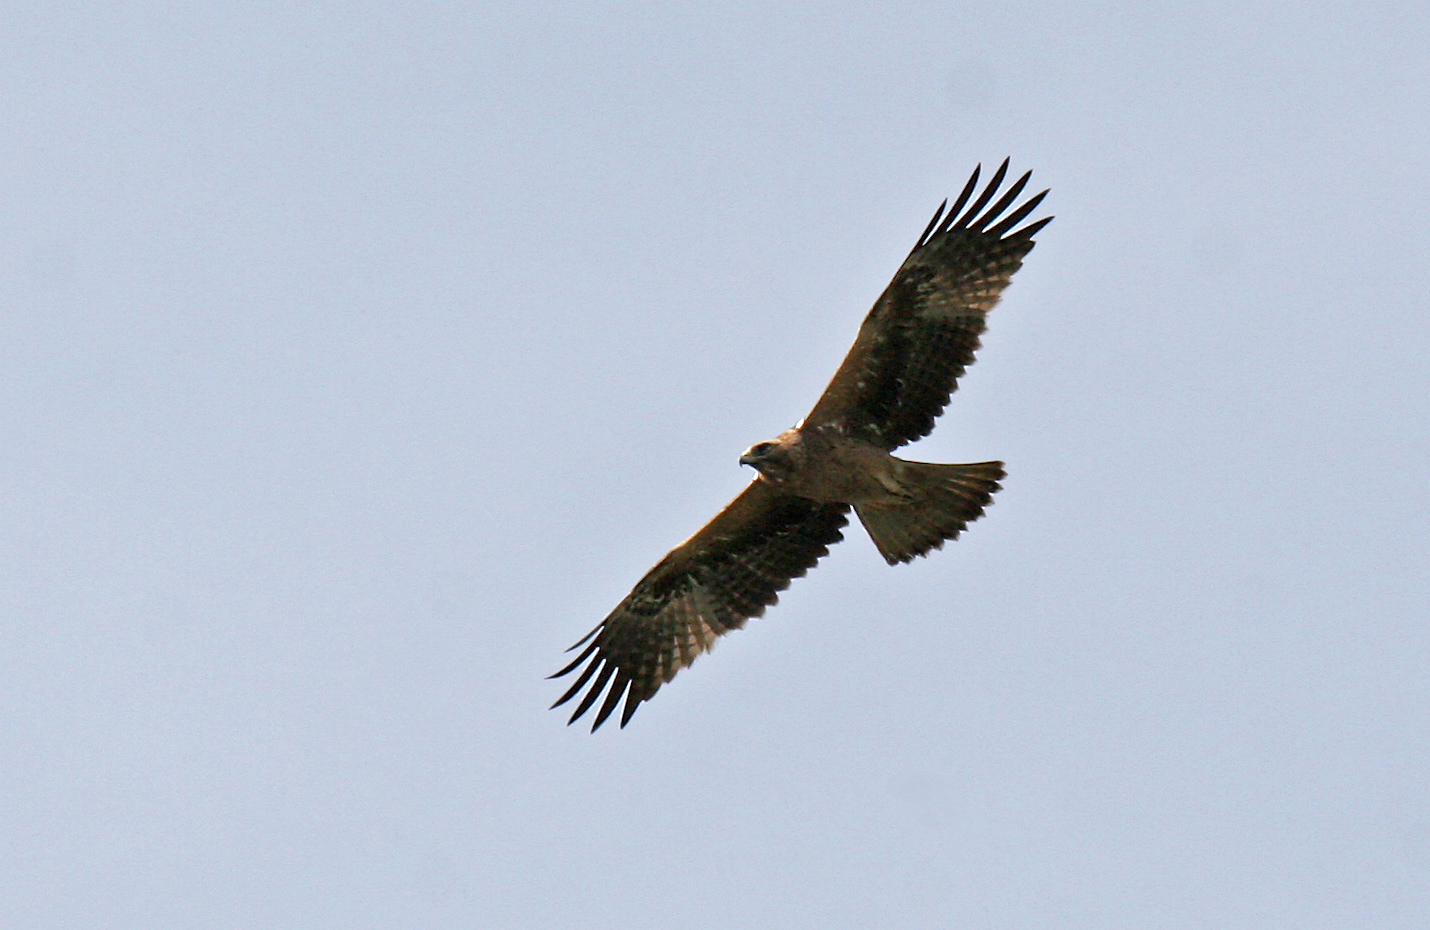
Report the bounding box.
[854,460,1005,565]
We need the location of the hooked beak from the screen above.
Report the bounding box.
[739,450,758,468]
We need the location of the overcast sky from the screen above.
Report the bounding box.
[2,3,1427,928]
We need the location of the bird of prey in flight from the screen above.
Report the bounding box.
[552,160,1051,730]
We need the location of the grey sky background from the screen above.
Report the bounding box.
[2,3,1427,928]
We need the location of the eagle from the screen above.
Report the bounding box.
[552,160,1051,730]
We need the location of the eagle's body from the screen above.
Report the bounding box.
[739,425,1007,565]
[552,161,1052,730]
[739,426,905,504]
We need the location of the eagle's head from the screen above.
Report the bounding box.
[739,433,800,483]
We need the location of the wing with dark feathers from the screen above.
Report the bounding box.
[804,160,1052,449]
[550,480,849,731]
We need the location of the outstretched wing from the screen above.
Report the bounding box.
[804,160,1052,450]
[551,480,849,731]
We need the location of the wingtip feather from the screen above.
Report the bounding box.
[1014,215,1054,240]
[914,199,949,250]
[568,661,616,725]
[551,654,603,709]
[549,638,600,679]
[955,158,1009,228]
[619,692,643,728]
[969,171,1031,232]
[565,624,601,652]
[988,188,1048,238]
[591,673,631,731]
[942,165,981,232]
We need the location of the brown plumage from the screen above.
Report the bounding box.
[552,161,1052,730]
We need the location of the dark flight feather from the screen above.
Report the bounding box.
[551,480,848,730]
[804,160,1052,449]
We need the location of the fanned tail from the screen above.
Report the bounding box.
[854,460,1004,565]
